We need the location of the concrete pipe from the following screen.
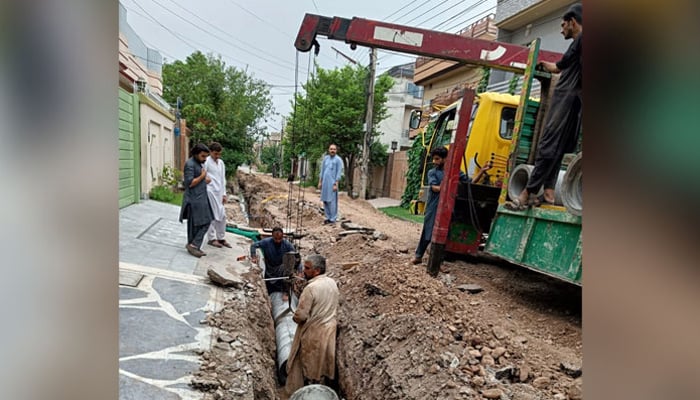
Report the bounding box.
[507,164,566,205]
[290,384,339,400]
[561,152,583,216]
[270,291,299,385]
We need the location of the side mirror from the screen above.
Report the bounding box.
[409,110,422,129]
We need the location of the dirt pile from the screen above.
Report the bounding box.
[191,269,278,400]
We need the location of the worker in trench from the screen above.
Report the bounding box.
[514,3,583,208]
[285,254,340,396]
[250,227,296,295]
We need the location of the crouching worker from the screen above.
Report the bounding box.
[285,254,339,396]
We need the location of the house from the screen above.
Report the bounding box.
[411,15,498,138]
[118,4,187,207]
[377,63,424,152]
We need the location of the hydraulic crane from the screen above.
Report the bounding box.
[294,14,582,284]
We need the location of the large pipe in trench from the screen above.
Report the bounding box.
[257,250,301,385]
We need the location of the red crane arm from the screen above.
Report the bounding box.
[295,14,562,73]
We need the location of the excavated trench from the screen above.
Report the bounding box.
[208,172,583,400]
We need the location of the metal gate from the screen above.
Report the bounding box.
[118,88,140,208]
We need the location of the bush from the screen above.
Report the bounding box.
[150,185,176,203]
[161,165,182,187]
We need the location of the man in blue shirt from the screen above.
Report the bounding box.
[412,147,491,265]
[318,143,344,224]
[250,227,297,293]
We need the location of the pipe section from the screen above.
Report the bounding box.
[507,164,565,205]
[290,384,339,400]
[561,152,583,216]
[270,291,299,384]
[258,249,303,384]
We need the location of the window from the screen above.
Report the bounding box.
[406,82,423,98]
[499,107,516,140]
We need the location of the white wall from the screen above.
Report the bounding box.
[377,76,422,151]
[139,96,176,196]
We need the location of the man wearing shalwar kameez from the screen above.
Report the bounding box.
[285,254,339,396]
[204,142,232,249]
[179,143,213,258]
[317,144,344,224]
[516,4,583,208]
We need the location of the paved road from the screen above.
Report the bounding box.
[119,200,252,399]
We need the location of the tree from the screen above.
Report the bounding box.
[260,143,281,173]
[283,63,393,195]
[162,52,274,175]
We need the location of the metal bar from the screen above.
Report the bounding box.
[295,14,562,74]
[427,89,476,277]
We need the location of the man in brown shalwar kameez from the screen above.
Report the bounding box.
[285,254,339,396]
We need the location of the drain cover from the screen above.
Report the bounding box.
[119,271,145,287]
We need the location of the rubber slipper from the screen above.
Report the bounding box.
[505,198,528,211]
[218,240,233,248]
[533,195,554,207]
[208,240,223,248]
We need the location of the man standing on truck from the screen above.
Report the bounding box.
[516,3,582,208]
[412,147,492,265]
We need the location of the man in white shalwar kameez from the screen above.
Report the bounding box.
[205,142,231,248]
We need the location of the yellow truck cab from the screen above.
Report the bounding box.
[415,92,523,189]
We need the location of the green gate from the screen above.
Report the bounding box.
[118,88,140,208]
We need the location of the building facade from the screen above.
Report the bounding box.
[377,63,423,152]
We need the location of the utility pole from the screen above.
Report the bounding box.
[359,47,376,200]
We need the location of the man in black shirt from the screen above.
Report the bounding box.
[517,3,583,207]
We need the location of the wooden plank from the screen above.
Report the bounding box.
[119,176,135,189]
[119,109,133,122]
[119,169,134,179]
[119,160,133,169]
[119,88,134,104]
[119,140,134,151]
[119,128,133,141]
[119,186,134,199]
[119,120,133,136]
[119,149,133,160]
[119,97,132,112]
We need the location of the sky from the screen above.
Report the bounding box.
[120,0,497,134]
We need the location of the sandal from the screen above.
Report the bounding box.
[218,240,232,248]
[533,194,555,207]
[504,198,528,211]
[208,240,223,248]
[187,244,204,258]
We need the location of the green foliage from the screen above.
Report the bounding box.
[259,144,281,173]
[401,120,437,208]
[477,67,491,94]
[508,73,520,95]
[370,141,389,167]
[283,63,393,194]
[160,165,182,187]
[379,206,425,224]
[150,185,182,205]
[162,52,274,175]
